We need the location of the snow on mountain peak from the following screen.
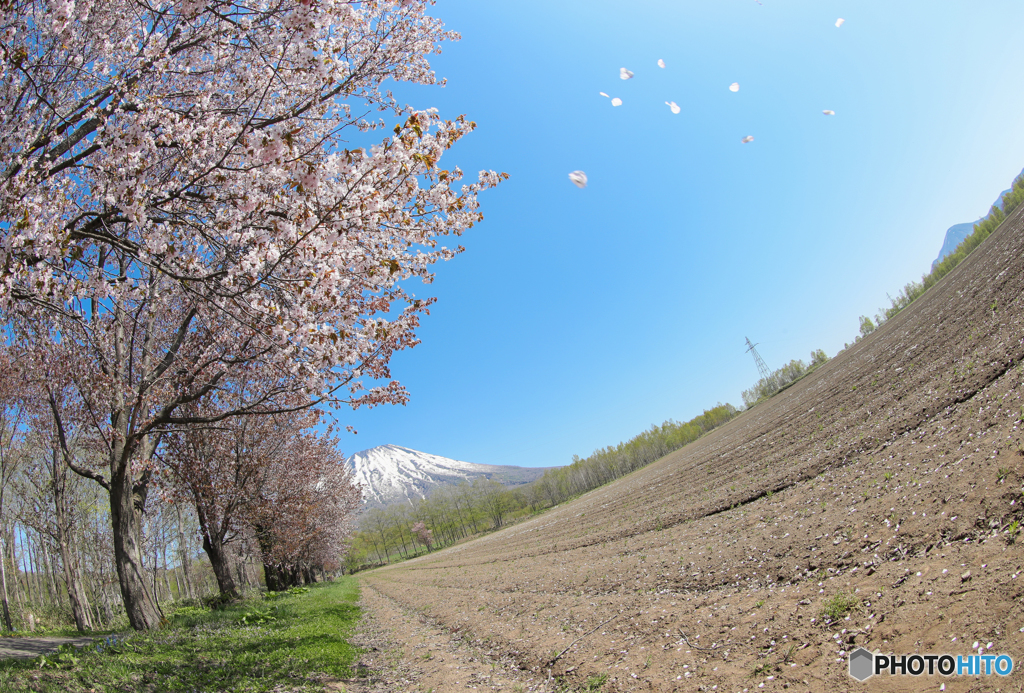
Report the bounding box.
[345,444,550,508]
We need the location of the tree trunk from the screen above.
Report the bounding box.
[109,469,163,630]
[40,544,59,608]
[200,533,239,599]
[174,505,195,600]
[262,561,285,592]
[0,534,12,631]
[51,449,93,631]
[161,546,174,601]
[56,537,93,632]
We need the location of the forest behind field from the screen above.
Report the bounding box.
[345,403,740,568]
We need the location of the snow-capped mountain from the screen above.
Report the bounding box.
[345,444,550,508]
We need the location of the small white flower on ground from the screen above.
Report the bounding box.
[742,135,754,143]
[611,97,622,106]
[729,82,740,92]
[666,101,680,114]
[568,171,588,189]
[823,110,835,115]
[836,18,845,28]
[620,67,634,80]
[658,59,666,68]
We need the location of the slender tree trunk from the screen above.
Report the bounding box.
[161,545,174,601]
[18,532,34,607]
[174,505,195,599]
[56,537,92,631]
[233,549,246,591]
[39,544,58,607]
[0,534,12,631]
[49,449,93,630]
[6,530,23,612]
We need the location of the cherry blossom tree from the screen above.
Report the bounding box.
[249,425,361,590]
[1,0,504,629]
[410,520,432,551]
[160,395,346,599]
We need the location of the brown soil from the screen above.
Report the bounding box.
[360,203,1024,692]
[327,585,559,692]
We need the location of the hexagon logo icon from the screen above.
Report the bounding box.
[848,647,874,681]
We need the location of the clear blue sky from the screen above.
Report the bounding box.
[337,0,1024,468]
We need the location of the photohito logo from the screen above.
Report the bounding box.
[848,647,1014,681]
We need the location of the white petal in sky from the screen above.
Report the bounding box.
[741,135,754,143]
[666,101,680,114]
[620,67,634,80]
[568,171,587,189]
[611,97,622,107]
[729,82,740,92]
[823,109,835,115]
[835,18,845,28]
[599,92,609,98]
[657,59,666,68]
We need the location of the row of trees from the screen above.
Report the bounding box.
[856,168,1024,341]
[345,404,741,568]
[0,1,502,631]
[741,350,830,408]
[0,357,357,632]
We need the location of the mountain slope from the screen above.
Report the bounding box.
[346,444,551,508]
[931,168,1022,269]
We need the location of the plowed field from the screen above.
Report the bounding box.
[361,204,1024,692]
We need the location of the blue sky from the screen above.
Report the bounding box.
[338,0,1024,468]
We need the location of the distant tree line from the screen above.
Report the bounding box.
[344,403,740,570]
[855,169,1024,342]
[741,350,830,408]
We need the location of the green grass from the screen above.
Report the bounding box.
[0,578,362,692]
[818,591,860,622]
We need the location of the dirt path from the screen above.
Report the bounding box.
[0,636,96,660]
[326,583,562,692]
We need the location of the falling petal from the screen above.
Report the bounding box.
[822,110,835,115]
[599,92,609,98]
[729,82,740,92]
[568,171,587,189]
[835,18,845,27]
[742,135,754,143]
[620,67,634,80]
[657,59,666,68]
[665,101,680,114]
[611,97,622,106]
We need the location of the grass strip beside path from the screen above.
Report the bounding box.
[0,578,362,693]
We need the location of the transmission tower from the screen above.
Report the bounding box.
[745,337,777,389]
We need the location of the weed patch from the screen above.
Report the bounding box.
[819,591,860,622]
